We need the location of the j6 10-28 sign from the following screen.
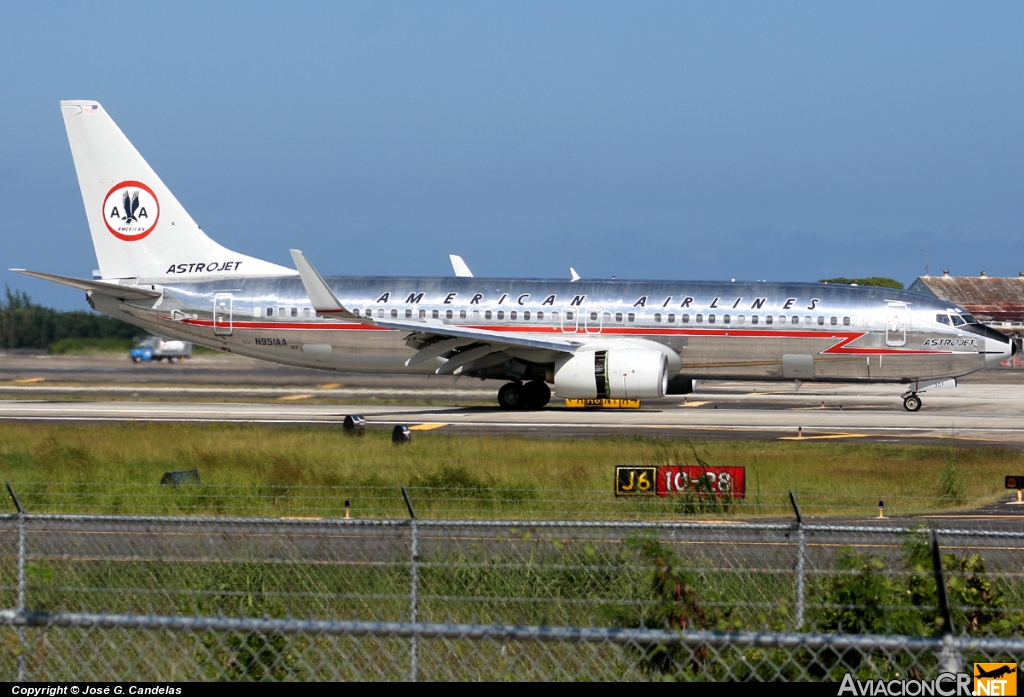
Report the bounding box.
[615,466,745,498]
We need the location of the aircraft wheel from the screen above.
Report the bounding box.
[498,382,525,410]
[522,381,551,409]
[903,395,922,412]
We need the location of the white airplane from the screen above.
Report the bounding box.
[13,101,1016,411]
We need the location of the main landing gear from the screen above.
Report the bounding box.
[497,380,551,410]
[902,394,922,412]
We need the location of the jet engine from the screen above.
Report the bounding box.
[554,349,668,399]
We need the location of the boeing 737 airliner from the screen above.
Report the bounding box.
[14,101,1016,411]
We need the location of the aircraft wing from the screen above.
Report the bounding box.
[374,316,581,353]
[11,269,163,301]
[288,249,580,372]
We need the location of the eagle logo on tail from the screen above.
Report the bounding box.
[121,190,140,224]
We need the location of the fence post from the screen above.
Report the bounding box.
[6,482,26,682]
[930,528,962,674]
[401,486,419,682]
[789,490,805,629]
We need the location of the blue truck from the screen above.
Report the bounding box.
[130,336,193,363]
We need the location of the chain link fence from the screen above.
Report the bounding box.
[2,480,1005,519]
[2,489,1024,680]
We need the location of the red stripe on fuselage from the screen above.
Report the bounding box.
[166,317,953,355]
[169,318,390,331]
[464,325,950,354]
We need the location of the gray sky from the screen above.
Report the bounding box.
[2,2,1023,309]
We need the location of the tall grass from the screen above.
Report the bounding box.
[0,423,1019,518]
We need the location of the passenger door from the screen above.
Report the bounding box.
[885,302,907,347]
[214,293,233,336]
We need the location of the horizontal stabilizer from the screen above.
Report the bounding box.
[11,269,162,301]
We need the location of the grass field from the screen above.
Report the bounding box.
[0,422,1019,518]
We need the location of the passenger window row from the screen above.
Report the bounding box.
[661,314,852,327]
[334,307,855,328]
[253,307,311,318]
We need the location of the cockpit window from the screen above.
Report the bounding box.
[961,313,979,324]
[950,314,965,327]
[936,314,950,326]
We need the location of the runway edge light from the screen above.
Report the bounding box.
[1006,476,1024,505]
[342,414,366,435]
[392,424,411,445]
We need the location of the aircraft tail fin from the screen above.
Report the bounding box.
[60,100,294,280]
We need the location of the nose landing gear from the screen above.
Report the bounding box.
[899,378,956,412]
[497,380,551,410]
[902,394,922,412]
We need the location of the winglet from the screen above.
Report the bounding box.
[450,254,474,277]
[570,267,580,282]
[288,250,360,319]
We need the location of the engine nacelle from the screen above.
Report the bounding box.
[554,348,668,399]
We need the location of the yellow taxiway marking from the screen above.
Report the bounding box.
[409,423,447,431]
[276,393,313,401]
[12,378,44,384]
[779,433,869,441]
[679,401,710,407]
[318,383,341,389]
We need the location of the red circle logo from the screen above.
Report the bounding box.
[102,181,160,241]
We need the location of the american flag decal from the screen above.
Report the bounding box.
[83,105,98,114]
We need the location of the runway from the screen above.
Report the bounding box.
[2,380,1023,445]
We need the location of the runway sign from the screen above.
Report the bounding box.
[615,465,745,498]
[566,398,641,409]
[1007,476,1024,489]
[658,466,745,498]
[615,466,657,496]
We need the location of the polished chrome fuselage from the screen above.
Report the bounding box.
[89,276,1014,386]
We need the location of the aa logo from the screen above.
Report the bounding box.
[975,663,1017,696]
[102,180,160,241]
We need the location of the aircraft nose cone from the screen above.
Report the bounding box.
[985,336,1014,366]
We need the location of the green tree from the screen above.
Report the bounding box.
[0,287,138,349]
[818,277,905,290]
